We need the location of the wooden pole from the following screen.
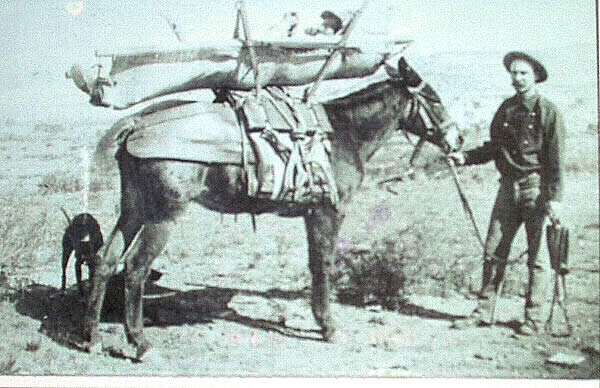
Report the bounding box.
[236,0,262,95]
[304,0,371,104]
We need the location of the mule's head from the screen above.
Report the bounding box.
[389,57,464,153]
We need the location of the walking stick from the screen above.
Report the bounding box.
[544,219,572,336]
[544,271,573,336]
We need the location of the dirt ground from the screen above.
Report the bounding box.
[0,49,598,381]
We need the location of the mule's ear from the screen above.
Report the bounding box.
[397,57,422,87]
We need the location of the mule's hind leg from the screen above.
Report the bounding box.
[123,221,171,361]
[83,154,144,349]
[82,221,123,347]
[83,215,144,347]
[304,207,344,341]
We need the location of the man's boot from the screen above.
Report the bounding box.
[519,257,550,335]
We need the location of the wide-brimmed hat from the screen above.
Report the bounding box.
[503,51,548,83]
[320,11,343,33]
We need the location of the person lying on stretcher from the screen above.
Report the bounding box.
[273,10,350,38]
[304,11,345,36]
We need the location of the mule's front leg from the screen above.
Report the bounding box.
[304,207,344,341]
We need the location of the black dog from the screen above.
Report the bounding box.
[61,208,103,295]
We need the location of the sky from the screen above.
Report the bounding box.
[0,0,597,122]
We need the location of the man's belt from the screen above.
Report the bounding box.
[500,147,540,172]
[501,171,541,189]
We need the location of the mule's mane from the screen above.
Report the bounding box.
[324,76,405,107]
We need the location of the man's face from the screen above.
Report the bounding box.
[509,59,536,95]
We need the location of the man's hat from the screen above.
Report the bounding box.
[320,11,343,33]
[503,51,548,83]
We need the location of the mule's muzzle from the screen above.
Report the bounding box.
[452,132,465,152]
[439,122,464,154]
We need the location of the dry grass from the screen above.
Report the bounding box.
[37,171,116,195]
[0,354,18,375]
[38,173,84,195]
[0,197,54,297]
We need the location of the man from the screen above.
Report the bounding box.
[448,51,565,335]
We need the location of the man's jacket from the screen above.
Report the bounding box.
[464,93,565,201]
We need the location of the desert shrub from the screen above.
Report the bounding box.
[332,217,527,305]
[0,198,53,297]
[333,226,425,310]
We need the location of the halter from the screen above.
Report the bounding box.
[379,78,458,188]
[401,81,457,159]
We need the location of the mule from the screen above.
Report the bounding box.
[83,58,463,360]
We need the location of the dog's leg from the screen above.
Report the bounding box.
[61,235,73,292]
[75,256,85,295]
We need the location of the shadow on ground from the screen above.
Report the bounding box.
[11,273,321,353]
[397,303,465,321]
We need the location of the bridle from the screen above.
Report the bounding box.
[400,81,458,165]
[378,77,460,189]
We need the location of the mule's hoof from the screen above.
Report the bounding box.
[81,328,102,353]
[134,340,153,362]
[83,339,103,355]
[321,327,337,342]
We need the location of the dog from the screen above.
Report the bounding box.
[61,208,104,295]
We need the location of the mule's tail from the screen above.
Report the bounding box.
[60,207,71,224]
[93,115,136,174]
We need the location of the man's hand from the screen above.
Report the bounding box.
[446,152,466,166]
[546,200,562,224]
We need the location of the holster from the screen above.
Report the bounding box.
[546,221,569,275]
